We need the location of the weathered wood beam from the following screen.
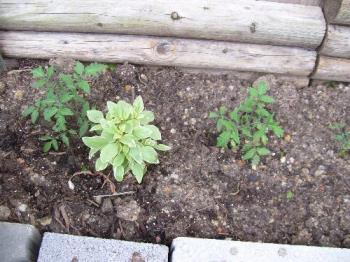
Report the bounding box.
[0,0,326,49]
[324,0,350,25]
[320,25,350,58]
[313,56,350,81]
[0,31,316,76]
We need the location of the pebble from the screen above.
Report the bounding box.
[280,156,286,163]
[190,118,196,125]
[170,128,176,134]
[0,81,6,94]
[17,203,28,212]
[101,198,114,213]
[0,205,11,220]
[115,199,141,222]
[37,216,52,226]
[315,165,326,176]
[14,90,24,100]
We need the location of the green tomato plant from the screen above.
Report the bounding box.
[82,96,170,183]
[330,122,350,157]
[22,61,107,152]
[209,82,284,167]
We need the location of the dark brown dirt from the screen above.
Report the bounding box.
[0,60,349,247]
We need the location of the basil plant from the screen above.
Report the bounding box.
[82,96,170,183]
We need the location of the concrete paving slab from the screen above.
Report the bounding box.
[37,232,169,262]
[0,222,41,262]
[171,237,350,262]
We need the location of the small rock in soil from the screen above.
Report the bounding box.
[114,199,141,222]
[29,172,48,187]
[0,82,6,94]
[101,198,114,213]
[3,59,19,71]
[37,216,52,226]
[49,57,76,73]
[0,205,11,220]
[17,203,28,212]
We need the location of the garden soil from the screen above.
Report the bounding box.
[0,60,349,247]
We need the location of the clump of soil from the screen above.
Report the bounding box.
[0,60,349,248]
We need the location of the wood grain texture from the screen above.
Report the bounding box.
[0,31,316,76]
[324,0,350,25]
[320,25,350,58]
[259,0,322,6]
[313,56,350,81]
[0,0,326,48]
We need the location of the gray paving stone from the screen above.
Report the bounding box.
[171,237,350,262]
[37,232,169,262]
[0,222,42,262]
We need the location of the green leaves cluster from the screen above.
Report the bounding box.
[22,62,107,152]
[82,96,170,183]
[209,82,284,166]
[330,123,350,157]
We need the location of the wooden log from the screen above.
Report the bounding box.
[320,25,350,58]
[312,56,350,81]
[0,31,316,76]
[259,0,322,6]
[0,0,326,49]
[324,0,350,25]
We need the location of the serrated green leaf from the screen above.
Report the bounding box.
[32,67,45,78]
[79,122,89,137]
[44,107,58,121]
[260,95,275,104]
[39,135,53,141]
[74,61,84,75]
[60,108,74,116]
[47,66,54,78]
[249,87,259,97]
[258,82,268,95]
[31,110,39,124]
[230,110,240,123]
[60,134,70,146]
[209,112,218,119]
[78,80,90,93]
[32,79,47,88]
[217,131,231,148]
[60,74,74,89]
[252,154,260,166]
[43,141,52,152]
[87,110,104,123]
[51,139,59,151]
[84,63,107,76]
[22,106,35,117]
[61,93,74,103]
[272,125,284,138]
[257,147,270,156]
[243,148,256,160]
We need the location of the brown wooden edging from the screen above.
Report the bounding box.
[0,31,316,76]
[0,0,326,49]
